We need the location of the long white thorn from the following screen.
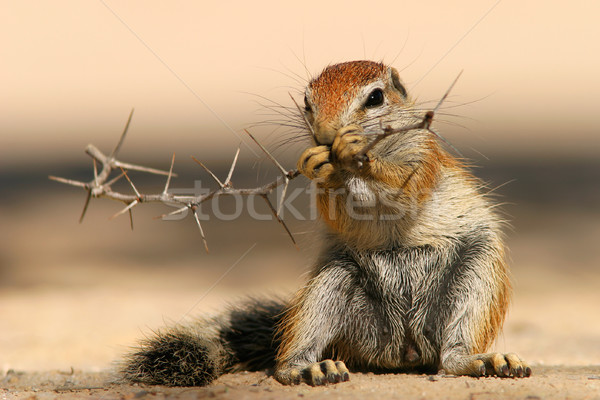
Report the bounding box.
[244,129,288,176]
[224,146,240,186]
[48,176,88,188]
[193,209,209,253]
[104,171,126,187]
[277,178,289,217]
[92,159,99,186]
[154,205,188,220]
[79,190,92,224]
[120,167,141,199]
[191,156,224,188]
[114,160,173,176]
[163,153,176,194]
[110,200,138,220]
[110,108,135,160]
[261,195,297,248]
[434,70,463,113]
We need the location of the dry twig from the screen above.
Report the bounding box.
[50,74,459,251]
[49,109,299,252]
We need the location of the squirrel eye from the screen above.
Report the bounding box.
[365,89,384,108]
[304,95,312,112]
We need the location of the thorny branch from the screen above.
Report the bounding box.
[49,110,299,252]
[49,73,460,252]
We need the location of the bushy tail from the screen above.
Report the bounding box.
[122,298,286,386]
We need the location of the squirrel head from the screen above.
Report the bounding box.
[304,61,413,146]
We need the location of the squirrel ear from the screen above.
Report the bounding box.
[390,68,407,98]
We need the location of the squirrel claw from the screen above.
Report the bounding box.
[443,353,531,378]
[275,360,350,386]
[332,125,369,171]
[297,145,335,182]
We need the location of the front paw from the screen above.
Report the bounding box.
[297,145,334,181]
[443,353,532,378]
[332,125,369,171]
[274,360,350,386]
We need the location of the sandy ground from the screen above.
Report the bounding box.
[1,162,600,399]
[2,366,600,400]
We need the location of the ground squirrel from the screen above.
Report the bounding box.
[122,60,531,386]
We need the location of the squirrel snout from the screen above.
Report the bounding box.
[313,120,340,146]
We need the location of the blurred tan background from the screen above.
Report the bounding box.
[1,0,599,374]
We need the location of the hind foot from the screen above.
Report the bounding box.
[443,352,531,378]
[275,360,350,386]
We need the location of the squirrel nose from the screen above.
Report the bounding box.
[313,119,338,146]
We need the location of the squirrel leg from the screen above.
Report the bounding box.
[274,265,353,386]
[438,237,531,378]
